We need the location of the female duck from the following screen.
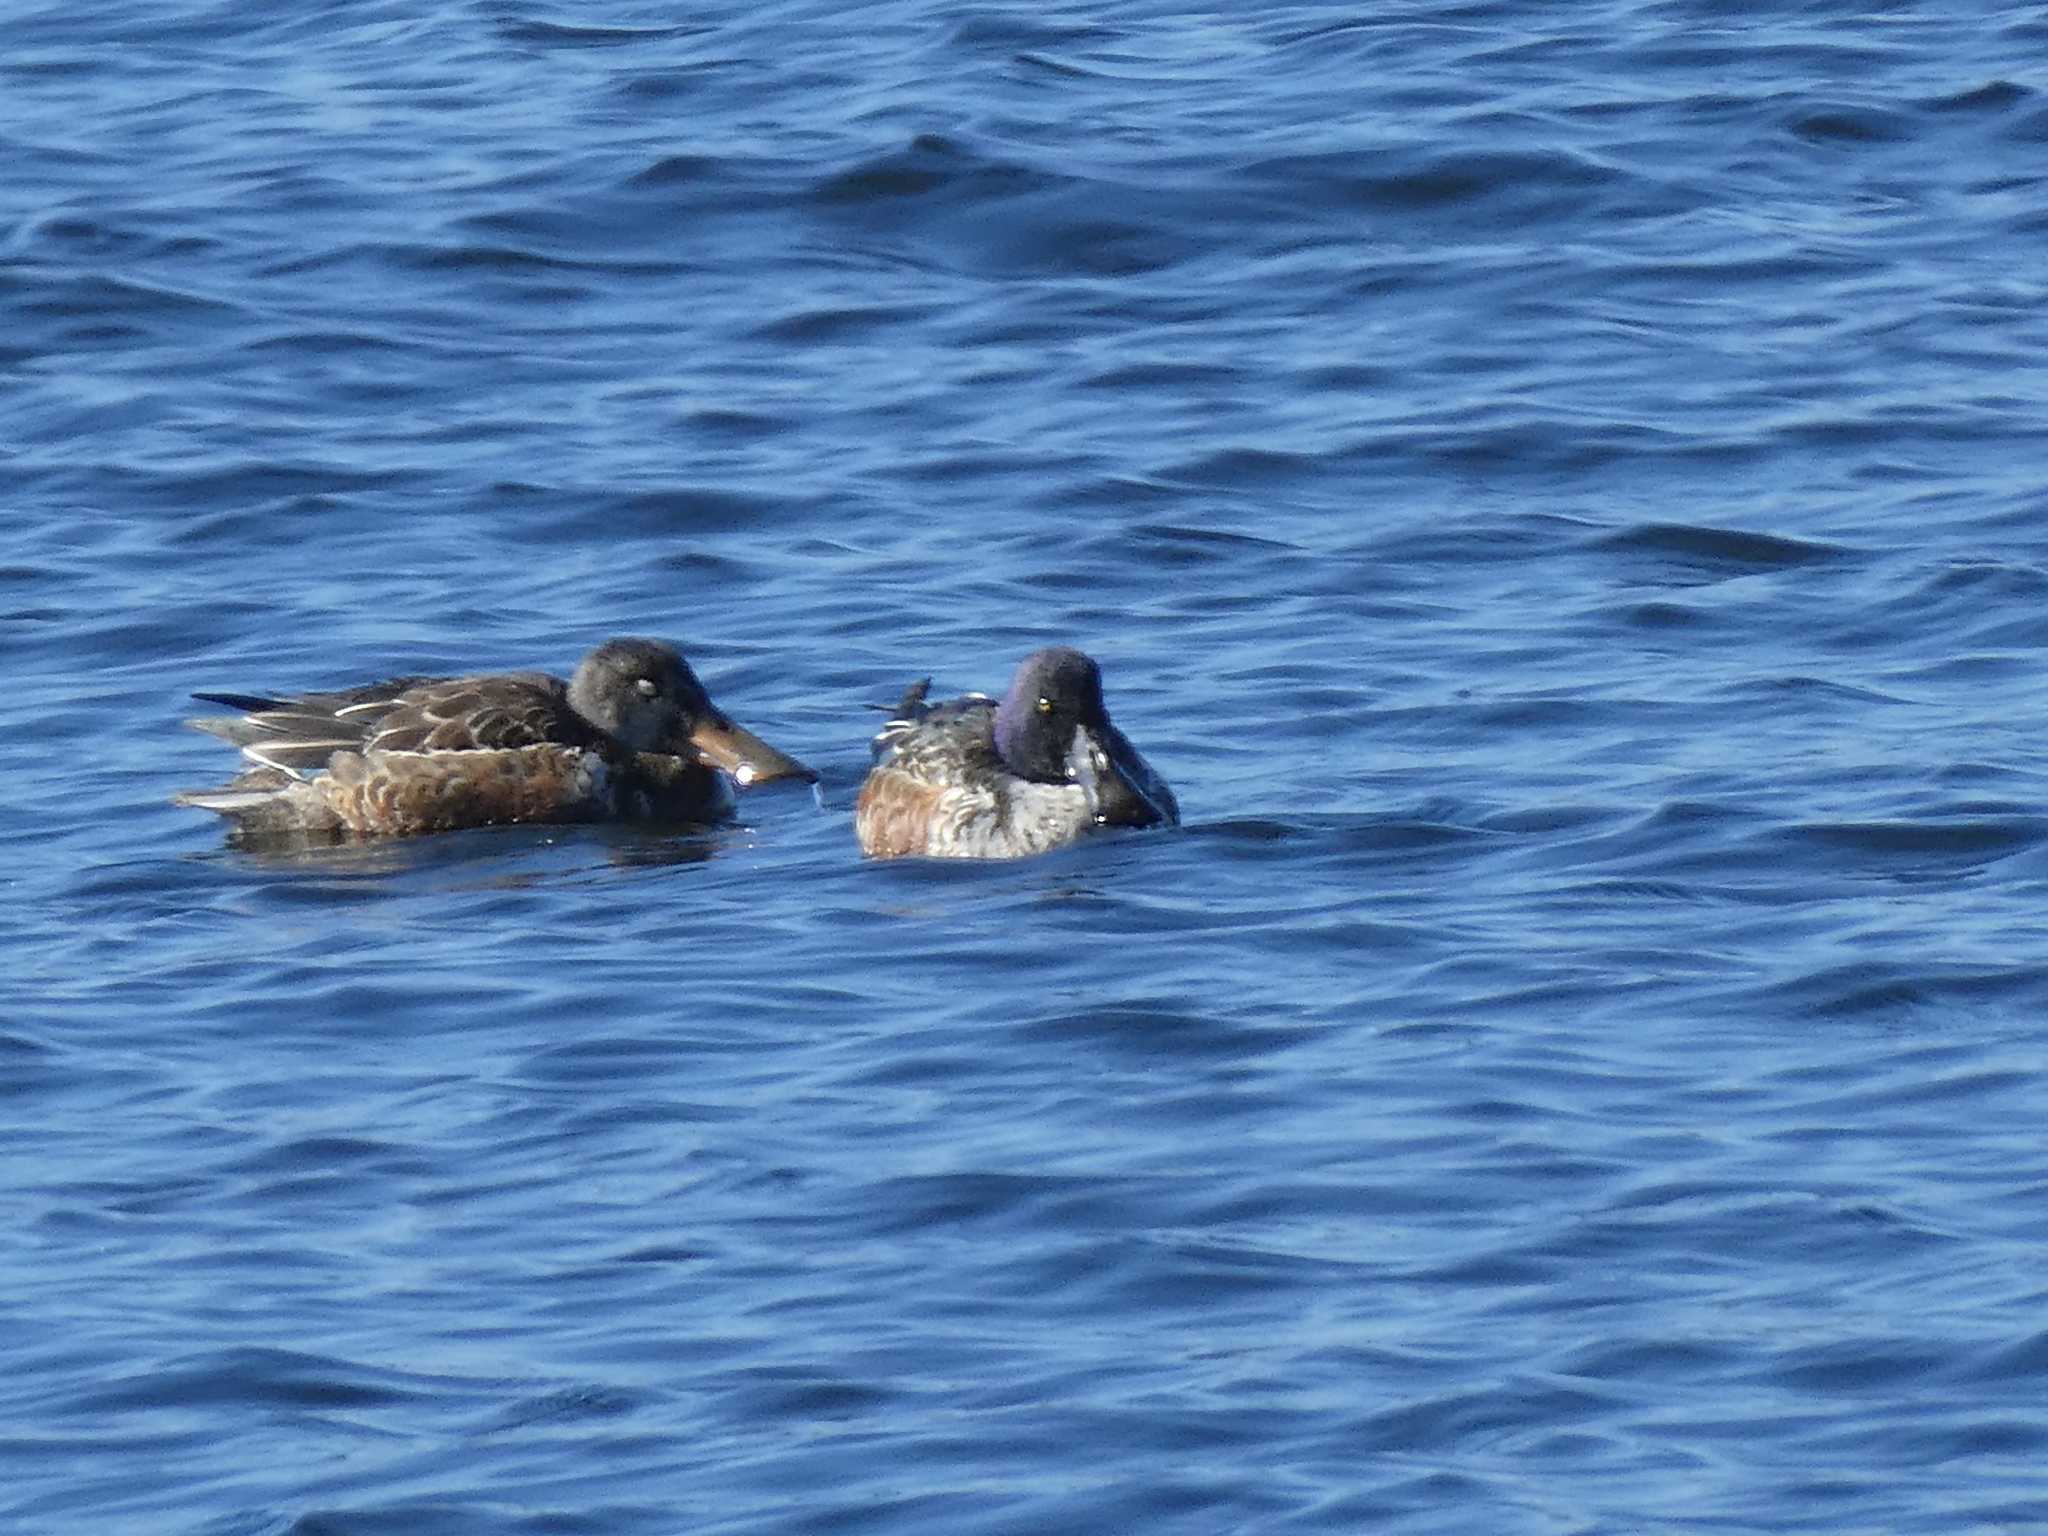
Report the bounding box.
[856,646,1178,859]
[177,637,813,842]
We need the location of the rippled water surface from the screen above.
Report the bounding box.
[8,3,2048,1532]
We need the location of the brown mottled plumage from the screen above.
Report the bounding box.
[177,638,814,843]
[854,767,957,861]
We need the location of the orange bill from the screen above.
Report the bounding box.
[687,713,817,786]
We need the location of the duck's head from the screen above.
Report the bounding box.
[993,647,1178,830]
[571,638,816,784]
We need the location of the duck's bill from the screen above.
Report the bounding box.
[1070,724,1180,830]
[688,714,818,786]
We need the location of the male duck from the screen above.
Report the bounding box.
[176,637,814,841]
[855,646,1178,859]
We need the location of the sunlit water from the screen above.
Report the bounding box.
[7,4,2048,1532]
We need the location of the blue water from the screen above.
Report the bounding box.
[7,3,2048,1531]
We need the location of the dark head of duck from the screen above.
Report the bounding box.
[993,647,1179,830]
[570,637,816,784]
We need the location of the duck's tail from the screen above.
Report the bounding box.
[871,678,931,719]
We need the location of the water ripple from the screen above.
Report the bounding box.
[5,2,2047,1533]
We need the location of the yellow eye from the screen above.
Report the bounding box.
[1036,696,1053,715]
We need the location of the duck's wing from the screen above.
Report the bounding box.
[866,689,996,773]
[186,675,423,778]
[353,673,593,755]
[186,671,591,780]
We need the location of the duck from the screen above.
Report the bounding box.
[176,637,814,842]
[855,646,1178,859]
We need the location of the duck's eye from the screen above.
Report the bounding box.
[1036,695,1054,715]
[635,677,660,699]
